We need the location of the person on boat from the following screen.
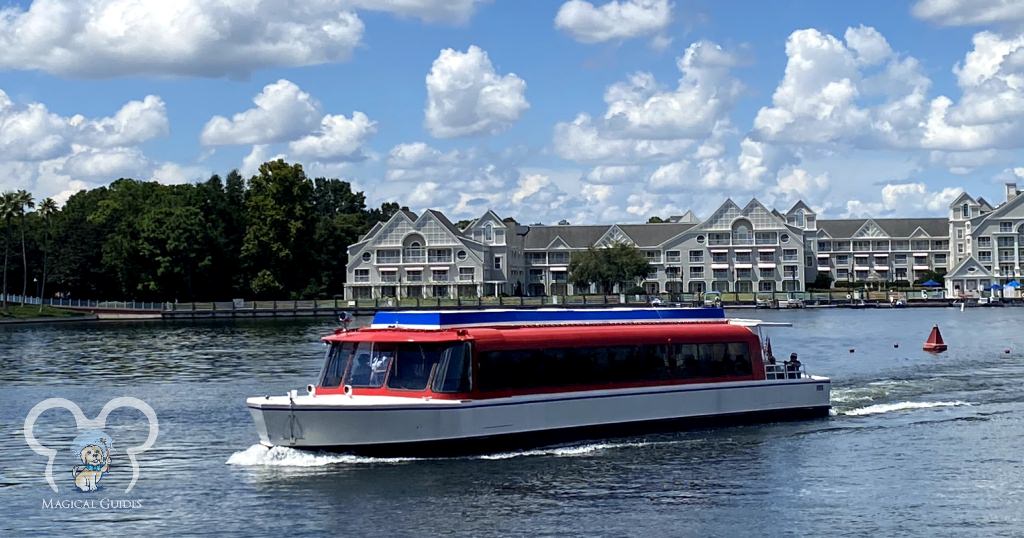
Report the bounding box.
[785,353,801,378]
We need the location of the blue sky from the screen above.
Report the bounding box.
[1,0,1023,223]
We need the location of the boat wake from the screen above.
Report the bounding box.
[226,445,418,467]
[226,440,653,467]
[843,401,971,417]
[477,441,648,460]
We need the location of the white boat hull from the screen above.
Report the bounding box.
[246,376,831,454]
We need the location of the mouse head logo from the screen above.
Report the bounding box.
[24,397,158,493]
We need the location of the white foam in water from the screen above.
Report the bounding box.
[477,441,647,460]
[226,445,417,466]
[844,401,970,417]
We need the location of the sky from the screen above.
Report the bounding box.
[1,0,1024,223]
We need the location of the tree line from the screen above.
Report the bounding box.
[0,160,398,304]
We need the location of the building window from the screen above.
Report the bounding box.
[958,244,964,253]
[758,281,774,292]
[361,252,371,262]
[376,249,401,263]
[456,250,468,261]
[406,270,422,282]
[431,269,449,282]
[689,266,704,278]
[736,268,752,279]
[354,269,369,283]
[979,251,992,262]
[1000,221,1013,233]
[759,251,775,263]
[696,235,705,244]
[689,250,703,263]
[894,254,907,264]
[645,250,661,263]
[956,229,964,239]
[547,252,568,264]
[428,248,452,263]
[735,252,751,263]
[527,252,546,264]
[782,249,798,262]
[836,255,849,265]
[962,203,970,218]
[713,269,729,280]
[666,250,681,262]
[459,267,474,281]
[760,267,775,278]
[493,256,503,270]
[781,233,790,243]
[712,252,727,263]
[978,237,992,247]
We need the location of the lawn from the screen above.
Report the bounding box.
[0,304,88,319]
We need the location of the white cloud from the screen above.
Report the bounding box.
[0,1,365,78]
[61,146,149,179]
[408,181,442,206]
[73,96,169,148]
[288,112,377,161]
[201,80,322,146]
[347,0,487,24]
[769,167,830,204]
[424,46,529,138]
[912,0,1024,26]
[149,162,210,185]
[555,0,672,43]
[603,41,742,139]
[240,145,287,177]
[844,182,963,217]
[553,113,692,163]
[583,165,644,184]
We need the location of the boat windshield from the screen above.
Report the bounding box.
[319,341,471,392]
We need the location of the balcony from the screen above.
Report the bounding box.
[689,256,704,263]
[377,255,401,264]
[402,248,425,263]
[427,255,452,264]
[708,237,731,246]
[732,234,754,246]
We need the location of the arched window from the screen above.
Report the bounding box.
[962,203,970,218]
[484,223,493,242]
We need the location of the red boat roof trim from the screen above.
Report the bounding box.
[322,321,754,347]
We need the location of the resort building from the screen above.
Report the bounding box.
[944,183,1024,298]
[344,183,1024,300]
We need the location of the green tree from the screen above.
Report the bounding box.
[137,206,212,299]
[647,216,665,223]
[569,243,652,294]
[241,160,316,298]
[0,192,15,309]
[37,198,57,312]
[14,190,34,304]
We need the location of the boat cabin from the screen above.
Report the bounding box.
[314,309,778,400]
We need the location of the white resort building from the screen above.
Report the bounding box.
[343,183,1024,301]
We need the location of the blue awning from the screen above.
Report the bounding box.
[921,279,941,287]
[371,307,726,329]
[1006,280,1021,288]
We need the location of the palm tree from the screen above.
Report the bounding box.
[14,190,34,305]
[0,192,15,311]
[37,198,57,314]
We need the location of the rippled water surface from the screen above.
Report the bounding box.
[2,309,1023,536]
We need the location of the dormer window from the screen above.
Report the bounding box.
[962,203,970,218]
[484,223,493,242]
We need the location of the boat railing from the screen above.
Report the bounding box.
[764,363,806,380]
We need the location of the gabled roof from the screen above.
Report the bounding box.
[422,209,463,237]
[972,188,1024,229]
[977,197,993,211]
[817,218,948,238]
[618,223,697,246]
[523,225,609,249]
[399,208,418,221]
[667,210,700,224]
[786,200,815,215]
[949,192,977,208]
[946,255,992,279]
[358,221,383,242]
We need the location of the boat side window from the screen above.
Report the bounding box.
[726,343,751,375]
[432,342,472,393]
[388,343,445,391]
[344,342,395,388]
[319,342,355,388]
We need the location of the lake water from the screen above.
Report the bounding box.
[2,309,1023,536]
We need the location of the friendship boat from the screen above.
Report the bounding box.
[246,308,831,455]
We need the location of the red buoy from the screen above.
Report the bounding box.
[923,325,947,353]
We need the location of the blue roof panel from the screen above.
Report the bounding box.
[370,307,726,330]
